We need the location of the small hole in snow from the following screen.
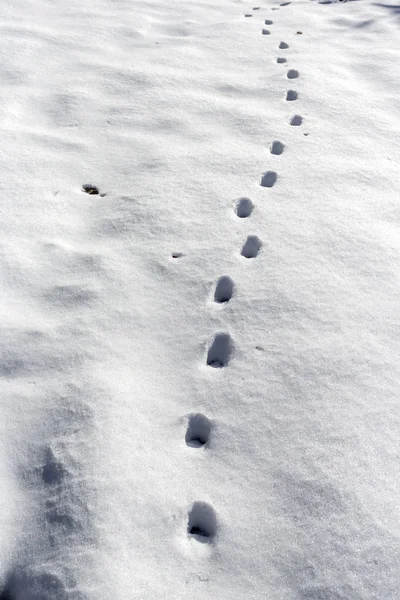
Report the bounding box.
[241,235,262,259]
[214,276,234,303]
[82,184,99,195]
[270,141,285,155]
[236,197,254,218]
[186,414,211,447]
[207,333,233,368]
[188,502,217,543]
[260,171,278,188]
[290,114,303,126]
[286,90,298,101]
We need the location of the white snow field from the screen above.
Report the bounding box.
[1,0,400,598]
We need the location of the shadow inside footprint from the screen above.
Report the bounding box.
[207,333,233,368]
[241,236,262,259]
[0,569,69,600]
[279,41,289,49]
[236,197,254,218]
[42,448,67,486]
[287,69,299,79]
[214,276,234,303]
[270,141,285,155]
[260,171,278,188]
[277,57,287,63]
[186,414,211,447]
[0,587,14,600]
[286,90,298,101]
[290,114,303,126]
[188,502,217,543]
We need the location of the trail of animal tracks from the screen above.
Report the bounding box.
[0,0,399,598]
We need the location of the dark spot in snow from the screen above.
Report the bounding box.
[82,184,99,195]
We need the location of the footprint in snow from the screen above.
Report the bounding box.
[188,502,217,543]
[286,90,298,101]
[82,183,99,195]
[290,114,303,126]
[82,183,106,197]
[214,276,234,303]
[260,171,278,187]
[186,414,211,447]
[279,41,289,49]
[262,29,271,35]
[265,19,273,24]
[236,197,254,218]
[207,333,233,368]
[1,569,68,600]
[287,69,299,79]
[41,448,67,486]
[241,235,262,258]
[270,141,285,155]
[277,57,287,63]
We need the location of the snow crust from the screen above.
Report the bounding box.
[0,0,399,598]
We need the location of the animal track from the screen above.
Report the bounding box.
[290,114,303,126]
[279,41,289,49]
[82,183,99,195]
[287,69,299,79]
[241,236,262,258]
[280,1,291,5]
[187,502,217,543]
[260,171,278,187]
[2,568,69,600]
[171,252,183,259]
[286,90,298,101]
[265,19,273,24]
[45,499,76,533]
[262,29,271,35]
[42,448,66,486]
[277,57,287,63]
[207,333,233,368]
[270,141,285,155]
[214,276,234,303]
[236,197,254,218]
[186,414,211,448]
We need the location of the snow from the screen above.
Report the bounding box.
[0,0,400,598]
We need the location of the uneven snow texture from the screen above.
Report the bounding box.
[0,0,400,598]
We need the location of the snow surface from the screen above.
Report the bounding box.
[1,0,400,598]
